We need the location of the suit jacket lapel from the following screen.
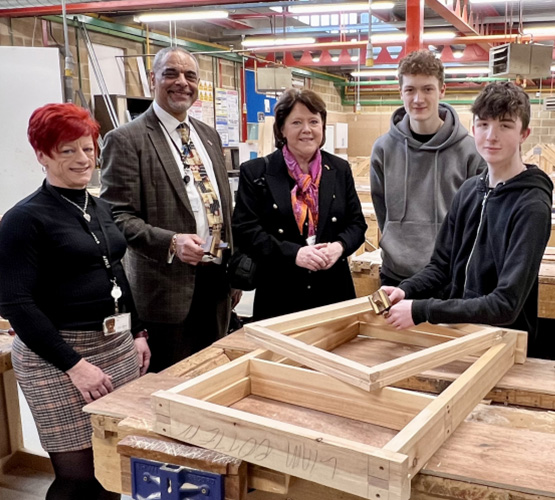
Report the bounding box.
[144,107,194,217]
[265,150,297,232]
[316,155,336,242]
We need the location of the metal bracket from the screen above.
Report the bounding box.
[131,457,224,500]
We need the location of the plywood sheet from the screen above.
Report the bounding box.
[84,373,183,420]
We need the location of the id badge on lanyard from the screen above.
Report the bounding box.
[103,281,130,336]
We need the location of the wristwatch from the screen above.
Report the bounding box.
[134,329,149,340]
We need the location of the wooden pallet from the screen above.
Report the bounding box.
[152,298,524,500]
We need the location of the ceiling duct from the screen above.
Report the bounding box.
[489,43,553,79]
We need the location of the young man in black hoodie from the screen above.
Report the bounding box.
[382,81,553,353]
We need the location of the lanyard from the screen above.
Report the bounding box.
[46,183,122,314]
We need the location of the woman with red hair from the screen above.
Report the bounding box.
[0,103,150,499]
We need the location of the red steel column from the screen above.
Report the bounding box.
[406,0,425,54]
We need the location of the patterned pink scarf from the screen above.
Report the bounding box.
[283,145,322,237]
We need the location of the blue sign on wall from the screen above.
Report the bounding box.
[245,69,278,124]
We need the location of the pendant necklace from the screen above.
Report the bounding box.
[60,190,91,222]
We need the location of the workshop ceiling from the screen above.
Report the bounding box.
[1,0,555,79]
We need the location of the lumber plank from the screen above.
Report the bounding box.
[249,359,433,431]
[151,391,410,500]
[253,297,373,335]
[158,352,257,400]
[383,334,517,478]
[362,328,515,389]
[247,322,517,391]
[246,325,372,390]
[232,395,555,499]
[333,337,555,409]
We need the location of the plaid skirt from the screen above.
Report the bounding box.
[12,329,140,453]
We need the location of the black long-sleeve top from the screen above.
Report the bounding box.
[0,181,141,371]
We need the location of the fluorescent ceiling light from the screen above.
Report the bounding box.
[470,0,518,3]
[523,26,555,35]
[288,2,394,14]
[352,66,491,78]
[136,10,228,22]
[369,32,455,44]
[422,31,456,41]
[444,66,489,75]
[351,69,398,77]
[241,37,316,48]
[371,33,407,43]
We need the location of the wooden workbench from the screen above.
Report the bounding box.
[85,328,555,500]
[0,327,18,467]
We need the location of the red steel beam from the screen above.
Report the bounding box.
[0,0,281,18]
[424,0,492,53]
[425,0,480,36]
[405,0,424,54]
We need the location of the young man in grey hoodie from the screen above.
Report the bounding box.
[371,49,486,286]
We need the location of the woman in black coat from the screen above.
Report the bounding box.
[232,89,367,320]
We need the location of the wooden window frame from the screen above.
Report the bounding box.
[152,297,525,500]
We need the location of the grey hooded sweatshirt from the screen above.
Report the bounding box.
[371,102,486,282]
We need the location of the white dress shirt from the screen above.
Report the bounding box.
[153,101,223,243]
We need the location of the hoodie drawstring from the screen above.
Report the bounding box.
[399,138,409,222]
[434,150,439,230]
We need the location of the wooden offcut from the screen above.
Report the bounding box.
[152,297,523,500]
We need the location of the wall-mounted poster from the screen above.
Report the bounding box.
[215,88,240,147]
[188,80,214,128]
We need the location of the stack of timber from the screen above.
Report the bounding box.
[351,156,371,204]
[357,203,380,255]
[350,156,371,181]
[257,116,276,158]
[350,249,382,296]
[539,247,555,318]
[523,143,555,175]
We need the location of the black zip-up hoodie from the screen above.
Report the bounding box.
[400,165,553,339]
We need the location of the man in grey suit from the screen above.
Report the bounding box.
[101,46,236,372]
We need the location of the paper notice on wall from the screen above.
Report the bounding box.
[215,87,240,147]
[188,80,214,127]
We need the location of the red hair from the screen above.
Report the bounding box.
[27,103,100,156]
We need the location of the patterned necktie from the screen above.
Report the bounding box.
[177,122,224,259]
